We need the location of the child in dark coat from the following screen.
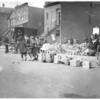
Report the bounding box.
[17,39,27,61]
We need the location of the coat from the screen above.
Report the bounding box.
[88,38,100,51]
[17,40,27,53]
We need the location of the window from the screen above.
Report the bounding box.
[56,8,61,26]
[46,12,49,20]
[56,30,60,36]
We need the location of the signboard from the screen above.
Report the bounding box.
[10,5,28,27]
[93,27,99,35]
[51,34,55,41]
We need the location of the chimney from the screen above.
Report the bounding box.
[1,3,5,12]
[2,3,5,7]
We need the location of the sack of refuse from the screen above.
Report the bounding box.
[38,52,46,62]
[41,43,51,51]
[54,54,62,64]
[63,57,70,65]
[82,60,91,69]
[45,51,54,63]
[70,58,82,67]
[59,54,70,65]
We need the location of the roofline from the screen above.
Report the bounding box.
[15,3,44,10]
[15,2,28,9]
[44,1,100,8]
[29,6,44,10]
[44,2,61,7]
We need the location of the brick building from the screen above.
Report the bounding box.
[0,5,13,37]
[44,2,100,43]
[8,3,44,39]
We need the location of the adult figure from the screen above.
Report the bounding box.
[17,39,27,61]
[88,34,100,56]
[31,37,37,60]
[4,37,9,53]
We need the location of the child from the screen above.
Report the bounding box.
[31,37,37,60]
[26,37,33,61]
[17,39,27,61]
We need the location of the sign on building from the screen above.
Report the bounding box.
[51,34,55,41]
[93,26,99,35]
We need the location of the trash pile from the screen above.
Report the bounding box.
[54,53,97,69]
[38,42,98,69]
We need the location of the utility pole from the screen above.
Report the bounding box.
[17,0,18,6]
[59,5,62,53]
[60,6,61,44]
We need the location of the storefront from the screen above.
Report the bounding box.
[8,3,44,41]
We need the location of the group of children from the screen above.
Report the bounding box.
[17,36,43,61]
[4,30,100,61]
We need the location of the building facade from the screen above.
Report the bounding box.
[0,5,13,37]
[9,3,28,28]
[44,2,100,43]
[8,3,44,39]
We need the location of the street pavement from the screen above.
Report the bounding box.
[0,48,100,98]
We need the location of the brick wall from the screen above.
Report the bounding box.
[28,7,44,31]
[61,2,100,43]
[0,13,9,35]
[61,2,92,43]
